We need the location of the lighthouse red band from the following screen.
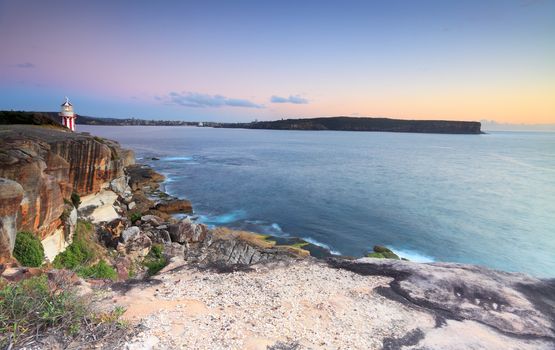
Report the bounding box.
[59,97,76,131]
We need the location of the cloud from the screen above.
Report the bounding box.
[15,62,35,69]
[166,92,263,109]
[270,95,308,104]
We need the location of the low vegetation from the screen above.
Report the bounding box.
[53,221,96,269]
[78,260,117,280]
[70,192,81,208]
[0,275,85,347]
[0,275,127,348]
[13,231,45,267]
[129,211,142,223]
[143,244,167,276]
[53,220,116,279]
[366,245,401,260]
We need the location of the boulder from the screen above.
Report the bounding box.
[168,218,208,244]
[126,164,165,191]
[155,199,193,214]
[141,215,164,226]
[99,217,129,247]
[125,233,152,260]
[121,226,141,243]
[163,242,185,259]
[110,176,130,196]
[114,256,132,281]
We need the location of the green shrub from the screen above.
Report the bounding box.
[129,212,142,223]
[71,192,81,208]
[143,244,167,276]
[13,232,44,267]
[0,275,127,348]
[77,261,117,280]
[53,236,94,269]
[0,275,86,347]
[53,221,96,269]
[366,245,401,260]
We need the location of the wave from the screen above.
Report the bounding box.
[198,209,247,225]
[302,237,342,255]
[161,156,194,161]
[390,248,434,262]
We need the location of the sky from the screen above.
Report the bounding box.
[0,0,554,123]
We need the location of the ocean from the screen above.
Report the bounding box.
[81,125,555,277]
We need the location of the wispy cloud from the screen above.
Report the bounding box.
[15,62,35,69]
[166,92,263,108]
[270,95,308,104]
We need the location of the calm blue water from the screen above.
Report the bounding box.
[82,126,555,277]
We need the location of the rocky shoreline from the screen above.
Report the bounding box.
[1,125,554,349]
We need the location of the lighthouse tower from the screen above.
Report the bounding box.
[59,97,76,131]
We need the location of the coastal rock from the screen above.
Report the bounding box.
[168,218,207,244]
[78,189,119,223]
[328,258,555,340]
[99,218,128,248]
[163,242,185,259]
[155,199,193,214]
[0,125,133,261]
[141,215,164,227]
[41,227,70,262]
[126,164,165,191]
[0,178,24,263]
[121,226,141,243]
[124,232,152,260]
[110,175,131,197]
[186,228,309,268]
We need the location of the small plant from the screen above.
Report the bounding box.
[77,260,117,280]
[129,212,142,223]
[143,244,167,276]
[0,275,127,348]
[13,231,45,267]
[366,245,401,260]
[53,221,97,269]
[71,192,81,208]
[0,275,86,347]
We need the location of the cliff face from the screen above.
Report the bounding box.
[221,116,482,134]
[0,179,24,263]
[0,125,134,262]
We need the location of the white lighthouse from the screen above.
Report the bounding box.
[59,97,76,131]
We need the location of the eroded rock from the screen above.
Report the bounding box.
[168,218,208,244]
[328,258,555,340]
[0,178,24,263]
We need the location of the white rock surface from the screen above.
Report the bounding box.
[41,227,69,262]
[112,260,553,350]
[79,189,119,223]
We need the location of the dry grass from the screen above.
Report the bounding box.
[211,228,310,257]
[212,228,276,249]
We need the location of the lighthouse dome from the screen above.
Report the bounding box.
[60,97,74,117]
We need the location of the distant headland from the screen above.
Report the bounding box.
[218,116,482,134]
[1,110,481,134]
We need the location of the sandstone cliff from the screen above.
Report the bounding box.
[0,125,134,262]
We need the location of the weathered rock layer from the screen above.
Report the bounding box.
[0,125,134,261]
